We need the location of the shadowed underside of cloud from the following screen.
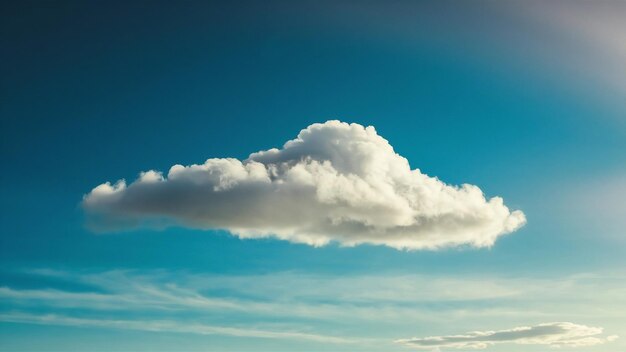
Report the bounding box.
[396,322,618,350]
[82,121,525,250]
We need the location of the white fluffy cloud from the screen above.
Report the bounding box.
[396,322,618,350]
[82,120,525,249]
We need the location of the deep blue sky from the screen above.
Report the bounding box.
[1,1,625,351]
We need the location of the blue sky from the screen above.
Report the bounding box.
[1,1,625,351]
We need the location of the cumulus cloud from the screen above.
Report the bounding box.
[396,322,618,350]
[82,121,525,249]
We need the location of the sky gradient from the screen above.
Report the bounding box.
[1,1,625,351]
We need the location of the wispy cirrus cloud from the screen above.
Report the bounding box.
[396,322,618,350]
[82,121,525,250]
[1,268,624,347]
[0,269,532,323]
[0,312,353,344]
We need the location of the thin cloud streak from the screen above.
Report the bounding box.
[0,312,355,344]
[0,270,538,323]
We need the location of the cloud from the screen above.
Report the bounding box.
[0,269,530,322]
[82,121,525,250]
[0,312,353,344]
[8,269,626,323]
[396,322,618,350]
[2,268,625,347]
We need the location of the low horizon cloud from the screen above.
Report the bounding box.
[396,322,618,350]
[82,120,525,250]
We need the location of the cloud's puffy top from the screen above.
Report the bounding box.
[83,121,525,249]
[396,322,618,350]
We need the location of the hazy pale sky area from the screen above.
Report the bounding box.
[1,1,625,351]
